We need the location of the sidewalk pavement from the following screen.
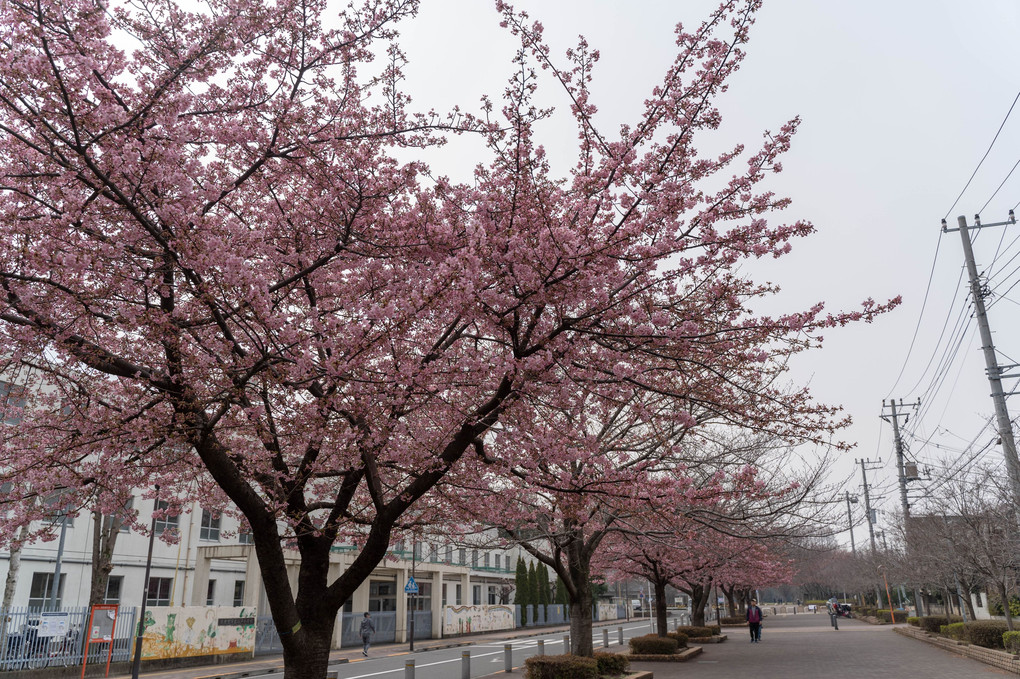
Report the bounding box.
[106,617,643,679]
[623,611,1012,679]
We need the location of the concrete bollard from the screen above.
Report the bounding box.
[504,644,512,673]
[563,635,569,651]
[462,650,470,679]
[537,639,545,656]
[405,658,414,679]
[618,626,623,645]
[603,628,609,648]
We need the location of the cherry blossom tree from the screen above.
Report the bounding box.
[0,0,894,675]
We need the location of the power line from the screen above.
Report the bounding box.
[943,88,1020,220]
[979,157,1020,215]
[887,230,944,397]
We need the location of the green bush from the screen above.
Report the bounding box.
[628,634,679,655]
[966,621,1009,649]
[921,615,962,634]
[906,616,920,627]
[709,624,722,635]
[1003,631,1020,654]
[667,631,689,648]
[593,652,629,675]
[992,597,1020,617]
[720,616,745,625]
[876,609,908,623]
[674,625,715,638]
[943,622,967,641]
[524,654,598,679]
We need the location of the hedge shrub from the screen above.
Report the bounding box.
[906,617,920,627]
[593,652,629,675]
[720,616,746,625]
[709,624,722,635]
[966,621,1009,649]
[667,631,689,648]
[875,609,908,623]
[629,634,679,655]
[1004,630,1020,654]
[675,625,715,638]
[524,654,598,679]
[943,622,967,641]
[921,615,962,634]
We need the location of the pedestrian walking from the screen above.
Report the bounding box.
[360,612,375,655]
[746,598,763,643]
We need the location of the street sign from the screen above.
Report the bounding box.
[404,576,419,594]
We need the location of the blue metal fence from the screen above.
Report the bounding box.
[0,606,136,671]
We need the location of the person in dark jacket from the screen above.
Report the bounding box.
[746,598,763,642]
[360,612,375,656]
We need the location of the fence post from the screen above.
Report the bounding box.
[405,658,414,679]
[504,644,512,673]
[537,639,545,656]
[618,626,623,645]
[461,650,470,679]
[603,628,609,648]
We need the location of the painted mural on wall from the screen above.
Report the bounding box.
[597,603,619,621]
[140,606,256,660]
[443,605,514,635]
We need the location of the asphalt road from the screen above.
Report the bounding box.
[330,620,658,679]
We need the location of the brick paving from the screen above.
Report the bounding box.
[636,611,1013,678]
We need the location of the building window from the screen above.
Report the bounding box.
[200,510,220,541]
[0,381,26,426]
[239,530,254,544]
[28,572,65,608]
[445,545,452,563]
[473,585,482,606]
[455,584,462,606]
[471,549,478,567]
[369,580,396,611]
[488,587,498,605]
[105,576,123,604]
[484,552,490,568]
[233,581,245,607]
[458,548,466,565]
[153,500,178,536]
[495,553,501,570]
[206,580,216,606]
[413,541,422,562]
[117,497,133,533]
[146,577,173,606]
[429,544,438,563]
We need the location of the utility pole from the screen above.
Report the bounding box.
[845,492,858,556]
[858,458,883,608]
[943,212,1020,506]
[881,399,919,519]
[858,459,880,552]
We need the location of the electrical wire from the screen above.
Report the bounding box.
[887,230,944,397]
[943,88,1020,221]
[979,156,1020,216]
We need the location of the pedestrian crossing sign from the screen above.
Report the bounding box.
[404,577,419,594]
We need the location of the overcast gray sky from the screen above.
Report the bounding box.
[399,0,1020,544]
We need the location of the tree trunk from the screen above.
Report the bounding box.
[653,579,668,637]
[688,584,710,627]
[281,620,333,679]
[722,586,736,617]
[89,511,121,606]
[998,580,1015,631]
[3,521,31,609]
[568,582,594,656]
[963,590,977,621]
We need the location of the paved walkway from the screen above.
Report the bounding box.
[636,612,1012,679]
[103,612,1014,679]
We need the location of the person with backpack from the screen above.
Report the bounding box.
[746,598,763,642]
[360,612,375,656]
